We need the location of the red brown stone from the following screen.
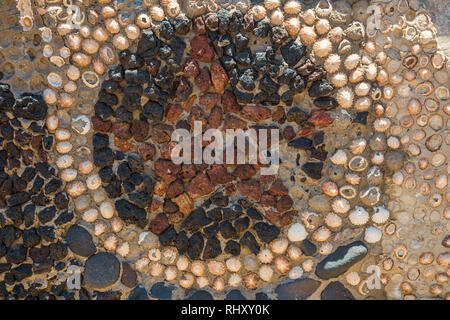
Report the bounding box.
[269,179,288,196]
[112,122,132,139]
[131,120,149,142]
[280,210,296,227]
[165,104,183,122]
[183,94,197,112]
[241,105,271,121]
[186,173,215,198]
[138,143,156,161]
[232,164,256,180]
[298,124,315,137]
[180,164,197,180]
[166,179,184,199]
[308,110,334,127]
[210,61,228,94]
[173,193,194,214]
[147,59,161,77]
[207,164,233,185]
[282,126,296,140]
[190,35,215,62]
[176,76,193,101]
[221,90,240,113]
[154,159,181,183]
[160,141,177,160]
[92,117,112,132]
[237,179,261,201]
[148,198,163,213]
[277,195,293,212]
[272,106,285,122]
[168,212,184,224]
[114,136,136,152]
[199,93,220,110]
[261,193,277,207]
[153,180,167,197]
[151,124,174,144]
[183,58,200,78]
[208,106,223,129]
[195,66,212,93]
[193,16,206,35]
[149,213,169,235]
[188,105,207,130]
[224,114,247,130]
[265,210,280,224]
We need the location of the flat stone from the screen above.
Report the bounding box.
[275,278,321,300]
[253,222,280,243]
[84,252,121,290]
[150,282,175,300]
[128,285,149,300]
[66,225,96,257]
[315,241,368,280]
[225,289,246,300]
[320,281,355,300]
[186,290,214,300]
[115,199,148,228]
[121,262,137,288]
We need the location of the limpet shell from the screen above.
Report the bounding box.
[49,55,65,67]
[82,71,100,88]
[47,72,63,88]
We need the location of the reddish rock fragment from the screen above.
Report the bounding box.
[149,198,163,213]
[261,193,277,207]
[210,61,228,94]
[221,90,240,113]
[272,106,285,122]
[193,16,206,35]
[114,137,136,152]
[153,180,167,197]
[147,59,161,77]
[188,106,207,130]
[112,122,132,140]
[92,117,112,132]
[237,179,261,201]
[308,110,334,127]
[165,104,183,122]
[183,94,197,112]
[298,124,315,137]
[131,120,149,142]
[166,179,184,199]
[233,164,257,180]
[282,126,296,140]
[190,35,215,62]
[154,159,181,183]
[168,212,184,224]
[260,175,276,186]
[186,173,215,198]
[224,114,247,130]
[277,195,293,212]
[183,58,200,78]
[269,179,288,196]
[265,210,280,224]
[149,213,169,235]
[241,105,271,121]
[173,193,194,214]
[207,164,233,185]
[138,143,156,161]
[160,141,177,160]
[31,135,42,150]
[176,77,193,101]
[180,164,197,180]
[151,124,174,144]
[280,210,296,227]
[208,106,223,129]
[199,93,220,110]
[195,67,212,93]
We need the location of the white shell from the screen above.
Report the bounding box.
[72,115,91,135]
[349,206,370,225]
[372,206,390,224]
[288,266,303,280]
[287,223,308,242]
[330,149,348,165]
[364,226,382,243]
[47,72,63,88]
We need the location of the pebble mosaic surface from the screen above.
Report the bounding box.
[0,0,448,300]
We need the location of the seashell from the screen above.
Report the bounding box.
[82,71,100,88]
[92,58,106,75]
[284,17,301,36]
[313,38,332,58]
[435,86,449,100]
[81,39,99,54]
[313,226,331,242]
[191,261,206,276]
[79,25,91,38]
[299,26,317,46]
[359,186,381,207]
[125,24,141,40]
[66,181,86,197]
[99,45,116,64]
[136,13,152,29]
[57,23,72,36]
[330,149,347,165]
[270,9,284,26]
[58,93,75,108]
[225,258,241,273]
[372,206,390,224]
[61,169,77,182]
[55,129,71,141]
[259,265,273,282]
[302,259,314,273]
[315,0,332,17]
[105,18,120,34]
[66,33,82,51]
[289,266,303,280]
[252,5,266,21]
[348,155,368,172]
[365,63,378,81]
[431,51,446,70]
[257,248,273,264]
[287,223,307,242]
[287,245,302,261]
[243,272,259,290]
[135,257,150,272]
[321,181,338,197]
[43,45,53,57]
[101,6,116,18]
[264,0,280,10]
[39,27,52,43]
[344,54,360,70]
[415,81,434,96]
[324,54,341,73]
[43,89,57,105]
[331,197,350,215]
[72,115,91,135]
[403,54,418,69]
[384,223,396,236]
[324,212,342,229]
[328,26,343,43]
[270,238,288,254]
[373,118,391,132]
[331,73,348,88]
[67,65,81,81]
[354,82,371,96]
[419,30,434,44]
[47,72,63,88]
[302,9,316,25]
[349,138,366,155]
[56,154,73,169]
[315,19,330,35]
[284,1,301,14]
[339,185,357,200]
[82,208,98,223]
[165,2,180,18]
[338,39,352,55]
[72,52,91,67]
[150,6,165,22]
[354,97,371,111]
[274,256,291,274]
[208,261,226,276]
[111,217,123,232]
[364,226,382,243]
[179,273,195,289]
[349,68,365,83]
[349,206,369,226]
[79,161,94,175]
[94,220,107,236]
[346,272,361,286]
[49,55,65,68]
[112,34,130,50]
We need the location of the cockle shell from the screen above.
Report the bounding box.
[372,206,390,224]
[349,206,370,226]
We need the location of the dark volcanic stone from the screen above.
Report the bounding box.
[150,282,175,300]
[128,285,149,300]
[175,231,189,254]
[253,222,280,243]
[11,264,32,281]
[22,229,40,248]
[315,241,368,280]
[137,29,160,58]
[128,191,151,208]
[259,75,279,94]
[253,19,270,38]
[353,111,368,125]
[115,199,147,228]
[7,192,30,206]
[320,281,355,300]
[203,238,222,259]
[187,232,204,260]
[6,245,27,264]
[94,148,115,168]
[300,239,317,256]
[246,207,263,220]
[159,226,177,246]
[38,206,56,224]
[225,289,246,300]
[275,278,321,300]
[288,137,313,150]
[186,290,213,300]
[219,221,238,239]
[181,208,211,232]
[66,225,96,257]
[0,84,15,111]
[239,231,260,254]
[308,80,335,98]
[281,40,306,67]
[84,252,120,289]
[121,262,137,288]
[234,217,250,233]
[313,96,339,110]
[203,223,219,238]
[224,240,240,256]
[13,94,47,120]
[302,162,323,180]
[255,292,271,300]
